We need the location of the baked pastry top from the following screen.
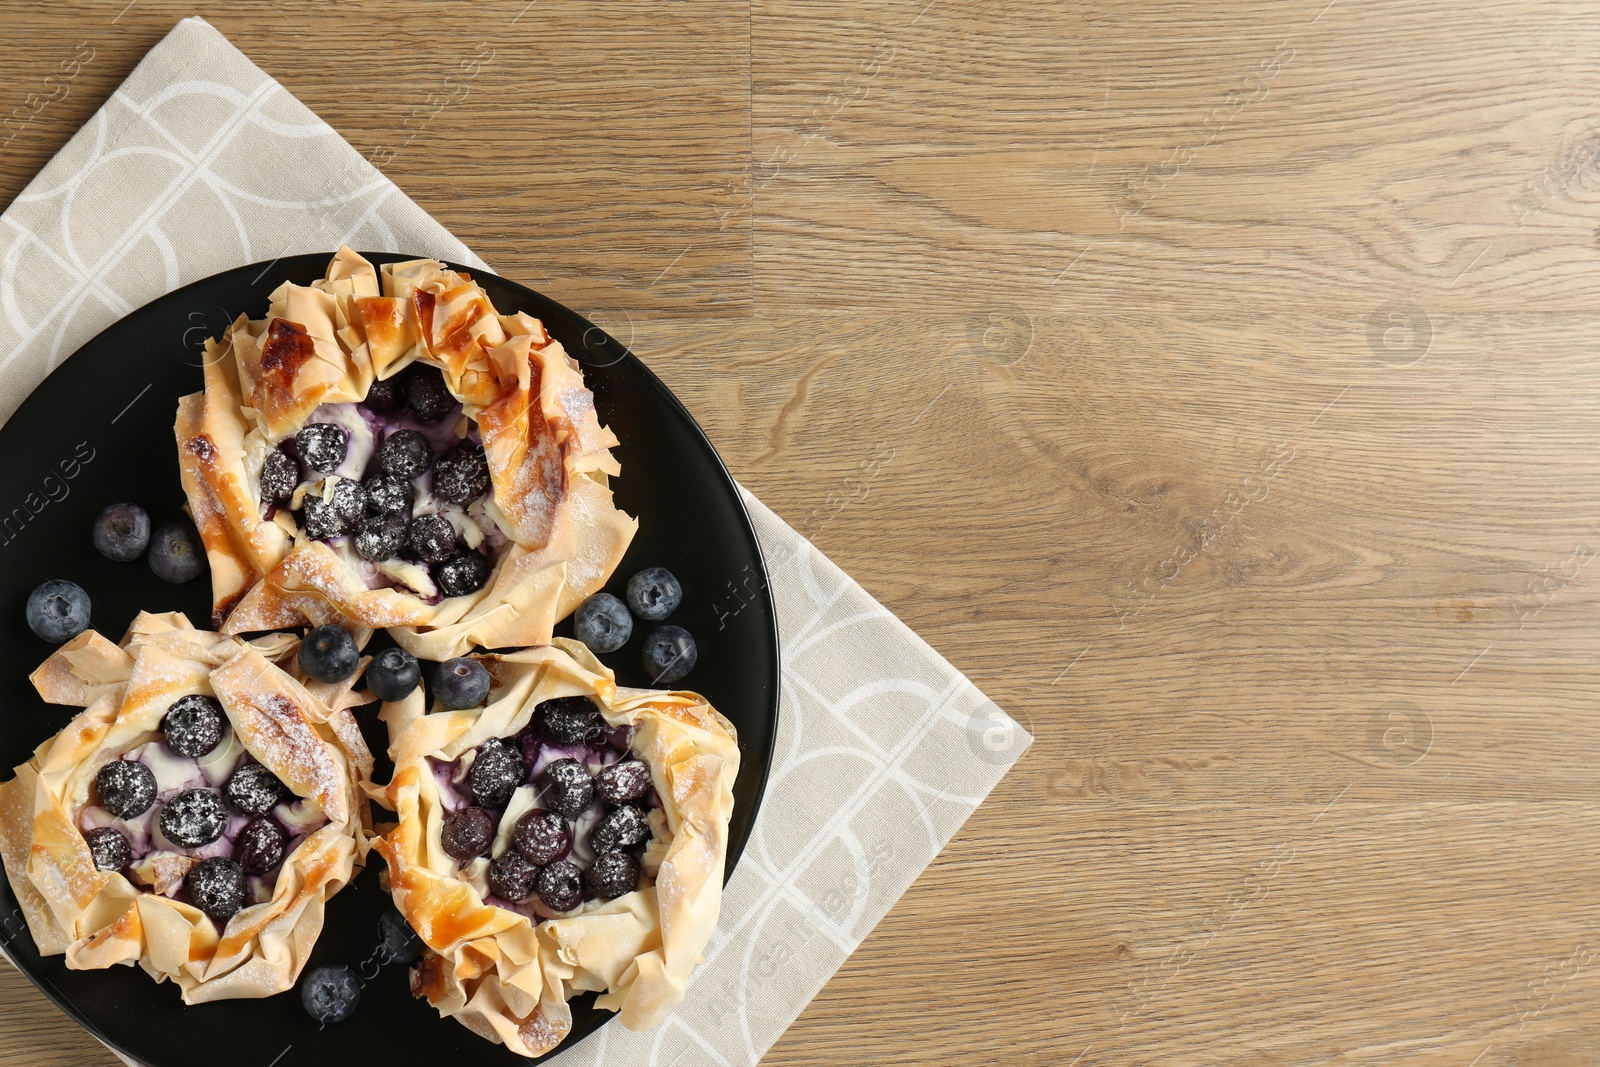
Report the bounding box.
[0,612,372,1004]
[176,247,636,660]
[370,639,739,1057]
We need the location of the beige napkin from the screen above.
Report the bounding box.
[0,17,1029,1067]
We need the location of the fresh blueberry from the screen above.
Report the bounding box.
[226,763,285,816]
[84,826,132,872]
[377,909,425,965]
[159,789,228,849]
[363,376,406,414]
[299,625,360,683]
[379,429,434,479]
[432,441,490,505]
[540,759,595,820]
[95,760,156,820]
[436,553,489,598]
[535,860,584,913]
[511,809,571,865]
[301,963,361,1024]
[353,514,407,561]
[363,474,413,517]
[405,369,455,422]
[364,647,421,702]
[26,579,90,642]
[187,857,246,923]
[626,567,683,622]
[537,696,605,744]
[641,625,697,684]
[296,424,348,474]
[260,449,300,506]
[573,592,632,654]
[592,804,652,853]
[235,817,289,874]
[92,503,150,562]
[487,850,541,902]
[585,851,641,901]
[439,806,495,861]
[148,523,206,583]
[162,694,224,758]
[435,657,491,710]
[467,737,524,806]
[596,759,651,805]
[406,514,456,563]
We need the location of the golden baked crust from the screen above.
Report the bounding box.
[369,639,739,1057]
[175,247,636,659]
[0,613,373,1003]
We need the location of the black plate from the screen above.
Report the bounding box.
[0,253,778,1066]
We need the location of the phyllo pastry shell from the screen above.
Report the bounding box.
[175,246,637,660]
[0,612,373,1004]
[369,639,739,1057]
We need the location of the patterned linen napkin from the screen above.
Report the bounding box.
[0,17,1029,1067]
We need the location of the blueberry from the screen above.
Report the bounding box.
[301,963,361,1024]
[574,592,632,654]
[187,857,246,923]
[296,424,348,474]
[641,625,697,684]
[226,763,285,815]
[540,759,595,820]
[363,474,413,517]
[353,514,407,561]
[92,503,150,562]
[467,737,524,806]
[148,523,206,584]
[626,567,683,622]
[84,826,132,872]
[432,441,490,505]
[377,909,425,965]
[260,449,300,506]
[26,579,90,642]
[299,625,360,683]
[405,369,455,422]
[439,806,495,861]
[364,646,421,702]
[436,553,489,598]
[235,817,289,874]
[301,495,345,541]
[537,696,605,744]
[162,694,225,758]
[511,809,571,865]
[95,760,156,820]
[303,480,367,540]
[363,376,406,414]
[487,850,541,902]
[592,805,652,853]
[159,789,228,849]
[435,657,491,710]
[585,851,641,901]
[596,759,651,805]
[535,859,584,913]
[407,514,456,563]
[379,429,433,479]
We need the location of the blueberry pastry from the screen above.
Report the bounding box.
[174,247,637,660]
[368,640,739,1057]
[0,612,373,1003]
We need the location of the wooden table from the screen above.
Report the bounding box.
[4,1,1599,1064]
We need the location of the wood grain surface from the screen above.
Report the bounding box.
[3,1,1600,1065]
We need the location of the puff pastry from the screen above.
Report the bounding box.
[370,639,739,1056]
[0,612,373,1003]
[175,247,637,660]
